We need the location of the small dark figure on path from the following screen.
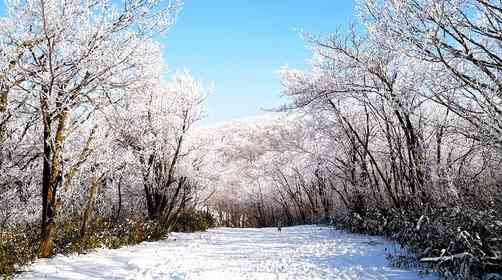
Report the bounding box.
[277,220,282,232]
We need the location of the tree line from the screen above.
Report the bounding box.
[0,0,214,269]
[210,1,501,278]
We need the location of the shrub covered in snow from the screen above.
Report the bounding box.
[0,216,174,276]
[333,205,502,279]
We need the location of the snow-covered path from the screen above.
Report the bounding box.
[17,225,437,280]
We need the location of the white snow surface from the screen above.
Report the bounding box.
[16,225,437,280]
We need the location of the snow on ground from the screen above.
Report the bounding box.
[16,225,438,280]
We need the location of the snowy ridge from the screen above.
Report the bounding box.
[16,225,438,280]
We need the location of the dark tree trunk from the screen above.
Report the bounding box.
[39,107,67,258]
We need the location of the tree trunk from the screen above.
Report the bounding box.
[116,177,122,221]
[80,176,99,238]
[0,88,7,144]
[39,108,68,258]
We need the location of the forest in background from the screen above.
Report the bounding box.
[1,0,501,279]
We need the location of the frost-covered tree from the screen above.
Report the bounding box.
[360,0,502,152]
[110,71,208,225]
[0,0,180,256]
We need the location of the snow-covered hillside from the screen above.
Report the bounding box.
[16,225,437,280]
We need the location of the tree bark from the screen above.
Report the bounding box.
[80,176,99,238]
[39,107,68,258]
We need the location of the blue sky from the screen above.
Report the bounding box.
[0,0,356,124]
[163,1,356,123]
